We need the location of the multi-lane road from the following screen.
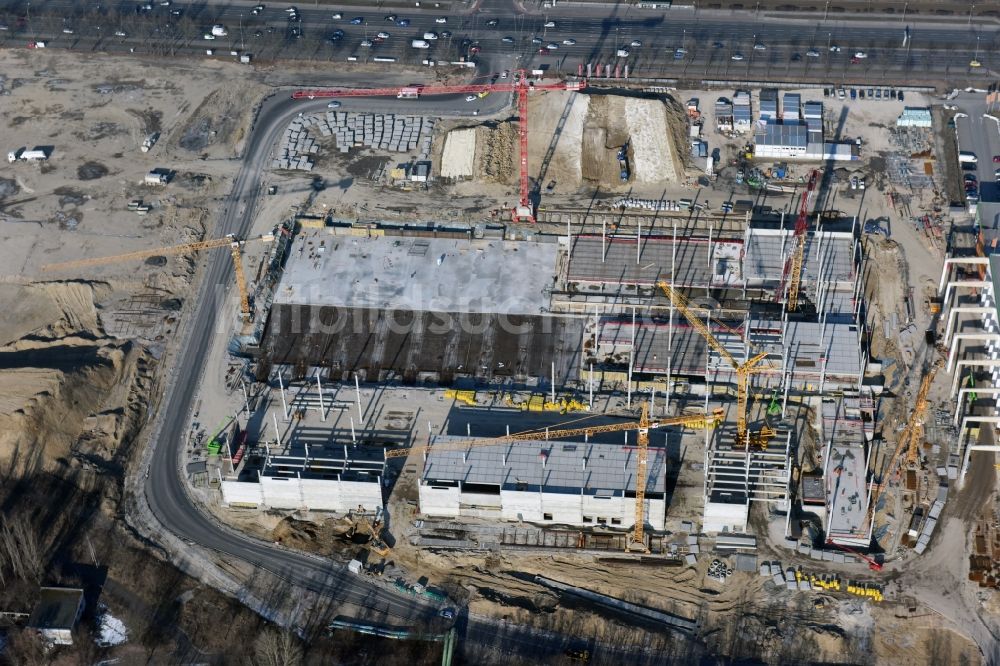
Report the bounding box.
[2,0,999,81]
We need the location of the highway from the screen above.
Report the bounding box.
[2,0,999,82]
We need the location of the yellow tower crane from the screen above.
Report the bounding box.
[657,281,774,449]
[387,406,724,553]
[41,233,277,318]
[865,358,941,535]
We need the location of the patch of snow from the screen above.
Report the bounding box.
[95,605,128,647]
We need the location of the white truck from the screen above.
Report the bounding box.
[411,39,429,49]
[959,151,978,164]
[8,147,47,162]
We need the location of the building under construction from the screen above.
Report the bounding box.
[418,435,670,530]
[256,215,872,537]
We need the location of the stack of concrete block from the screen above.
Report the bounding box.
[325,112,432,154]
[272,116,316,171]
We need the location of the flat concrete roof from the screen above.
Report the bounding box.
[743,228,856,285]
[822,398,869,542]
[422,435,668,496]
[275,233,559,315]
[567,235,743,288]
[29,588,83,631]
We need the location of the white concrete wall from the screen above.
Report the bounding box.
[221,480,264,507]
[261,476,300,507]
[418,486,666,530]
[223,477,382,512]
[419,483,462,517]
[703,501,749,533]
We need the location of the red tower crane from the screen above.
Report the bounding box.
[292,70,585,223]
[775,169,819,310]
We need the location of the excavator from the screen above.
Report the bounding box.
[348,506,390,557]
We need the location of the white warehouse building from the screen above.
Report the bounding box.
[418,436,668,530]
[221,444,384,513]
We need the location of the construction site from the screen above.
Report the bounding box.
[5,45,994,663]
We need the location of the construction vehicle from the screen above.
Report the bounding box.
[386,405,724,553]
[617,143,630,182]
[291,70,585,223]
[349,506,390,557]
[41,232,281,319]
[776,169,819,311]
[657,281,774,449]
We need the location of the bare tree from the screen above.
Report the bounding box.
[253,628,304,666]
[3,628,47,666]
[0,514,42,586]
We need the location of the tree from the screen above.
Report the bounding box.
[253,628,304,666]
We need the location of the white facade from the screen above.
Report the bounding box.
[418,437,669,531]
[418,482,666,530]
[221,475,383,512]
[938,251,1000,484]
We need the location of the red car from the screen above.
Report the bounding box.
[538,47,550,54]
[993,155,1000,163]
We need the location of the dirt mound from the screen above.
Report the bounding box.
[474,122,517,184]
[0,281,153,476]
[271,516,354,554]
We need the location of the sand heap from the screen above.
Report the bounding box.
[0,281,153,476]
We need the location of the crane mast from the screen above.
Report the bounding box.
[41,232,276,319]
[657,281,773,449]
[780,170,819,310]
[389,407,723,551]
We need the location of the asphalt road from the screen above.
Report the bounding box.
[143,91,441,625]
[955,98,1000,205]
[3,0,999,82]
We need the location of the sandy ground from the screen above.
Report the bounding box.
[624,97,678,183]
[0,49,265,280]
[440,127,476,179]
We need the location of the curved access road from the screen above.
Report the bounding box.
[142,90,445,623]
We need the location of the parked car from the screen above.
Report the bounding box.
[436,17,447,23]
[731,53,744,61]
[562,38,576,45]
[630,39,642,47]
[502,36,514,43]
[806,49,820,57]
[350,16,364,24]
[465,94,477,102]
[544,20,555,27]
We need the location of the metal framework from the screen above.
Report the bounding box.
[42,233,276,318]
[779,169,819,310]
[863,358,940,534]
[657,281,773,448]
[291,71,585,223]
[390,406,723,552]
